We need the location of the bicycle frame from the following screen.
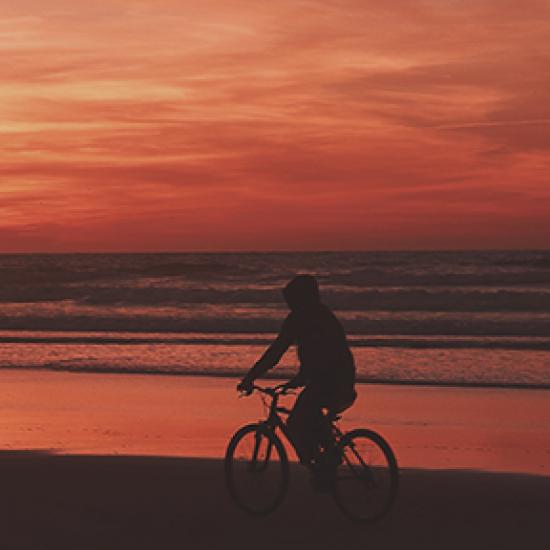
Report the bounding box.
[250,385,346,466]
[229,384,399,522]
[253,387,293,465]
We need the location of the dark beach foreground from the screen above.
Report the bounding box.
[1,451,548,550]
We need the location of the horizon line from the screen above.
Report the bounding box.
[0,247,549,255]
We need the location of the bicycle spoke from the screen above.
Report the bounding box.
[332,429,398,522]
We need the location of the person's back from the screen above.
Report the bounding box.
[289,301,355,400]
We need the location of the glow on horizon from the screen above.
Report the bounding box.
[1,0,549,252]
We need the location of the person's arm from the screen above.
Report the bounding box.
[238,315,294,391]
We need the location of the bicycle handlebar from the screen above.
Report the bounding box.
[239,383,293,398]
[256,383,287,394]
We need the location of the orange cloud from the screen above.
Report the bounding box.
[1,0,549,251]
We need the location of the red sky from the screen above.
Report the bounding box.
[1,0,549,252]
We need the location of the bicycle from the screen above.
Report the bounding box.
[224,384,399,522]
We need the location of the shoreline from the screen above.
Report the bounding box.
[1,363,550,390]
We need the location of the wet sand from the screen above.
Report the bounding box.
[1,370,549,475]
[1,452,548,550]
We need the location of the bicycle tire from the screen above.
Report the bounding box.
[332,428,399,522]
[224,423,289,516]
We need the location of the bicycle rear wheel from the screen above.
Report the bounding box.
[224,423,289,516]
[333,428,398,522]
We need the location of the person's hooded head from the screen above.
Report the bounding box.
[282,274,320,312]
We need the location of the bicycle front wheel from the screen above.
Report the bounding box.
[224,423,289,516]
[333,428,398,522]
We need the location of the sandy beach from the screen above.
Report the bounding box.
[1,452,548,550]
[0,370,549,548]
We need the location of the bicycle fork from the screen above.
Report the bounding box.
[248,428,273,473]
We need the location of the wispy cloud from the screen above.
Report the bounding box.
[1,0,549,250]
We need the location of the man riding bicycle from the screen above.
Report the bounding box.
[237,274,357,485]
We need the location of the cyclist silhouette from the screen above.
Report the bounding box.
[237,274,357,481]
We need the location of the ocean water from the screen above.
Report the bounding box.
[0,251,549,387]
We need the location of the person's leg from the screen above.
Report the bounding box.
[330,387,357,415]
[286,386,324,466]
